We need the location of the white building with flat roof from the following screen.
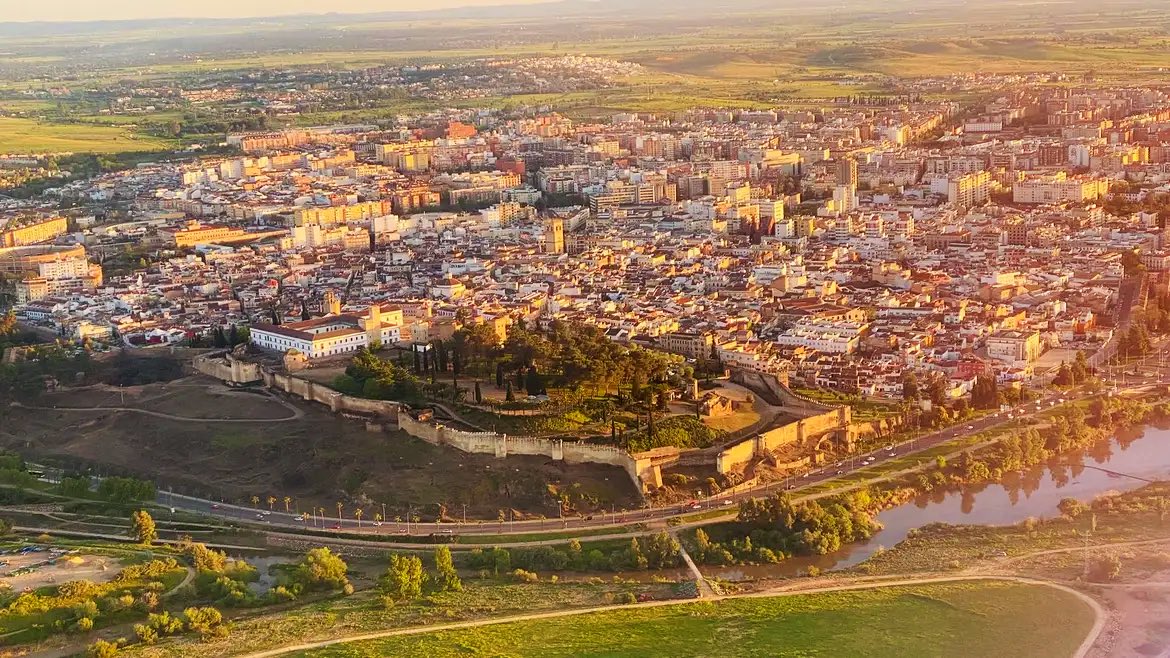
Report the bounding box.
[250,304,403,358]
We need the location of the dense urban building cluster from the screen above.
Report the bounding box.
[5,81,1169,399]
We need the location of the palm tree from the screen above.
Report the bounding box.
[267,496,276,512]
[373,513,383,525]
[336,501,344,523]
[250,495,259,509]
[283,496,292,513]
[354,508,364,528]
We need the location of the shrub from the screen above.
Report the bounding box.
[137,591,160,612]
[59,580,101,602]
[1058,498,1088,518]
[380,554,425,601]
[267,586,297,603]
[130,510,157,545]
[72,599,100,619]
[294,548,350,592]
[87,640,120,658]
[134,624,159,644]
[177,538,228,573]
[183,606,228,639]
[1088,554,1122,583]
[432,546,462,593]
[511,569,539,583]
[147,611,185,635]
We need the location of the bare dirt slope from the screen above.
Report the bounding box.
[0,377,638,519]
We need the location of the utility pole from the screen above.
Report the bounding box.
[1082,527,1091,580]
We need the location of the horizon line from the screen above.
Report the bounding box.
[0,0,568,26]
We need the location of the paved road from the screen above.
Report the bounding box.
[156,387,1083,538]
[40,337,1170,542]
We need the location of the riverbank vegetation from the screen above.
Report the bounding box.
[0,553,188,645]
[691,492,879,566]
[857,480,1170,577]
[460,533,682,575]
[684,393,1170,568]
[0,531,362,656]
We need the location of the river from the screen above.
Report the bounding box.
[566,423,1170,584]
[701,423,1170,581]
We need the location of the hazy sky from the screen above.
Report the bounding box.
[3,0,551,23]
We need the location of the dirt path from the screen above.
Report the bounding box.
[991,537,1170,569]
[164,566,197,599]
[237,575,1104,658]
[13,526,266,552]
[9,399,301,423]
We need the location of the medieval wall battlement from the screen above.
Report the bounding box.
[194,354,653,492]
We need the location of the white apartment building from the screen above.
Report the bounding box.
[250,304,403,358]
[1013,173,1109,204]
[947,171,992,208]
[775,319,866,354]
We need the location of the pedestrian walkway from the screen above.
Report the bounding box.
[672,530,716,597]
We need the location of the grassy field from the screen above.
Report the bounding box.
[292,580,1094,658]
[0,116,173,155]
[9,12,1170,153]
[119,580,679,658]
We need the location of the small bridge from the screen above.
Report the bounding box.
[1078,465,1157,484]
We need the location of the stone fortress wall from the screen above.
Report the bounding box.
[193,353,658,492]
[193,353,857,493]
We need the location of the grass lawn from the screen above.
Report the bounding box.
[791,388,900,422]
[293,580,1094,658]
[0,116,173,155]
[701,408,761,433]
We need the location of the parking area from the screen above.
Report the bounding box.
[0,548,117,591]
